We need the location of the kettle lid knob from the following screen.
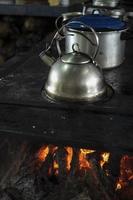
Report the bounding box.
[61,43,91,65]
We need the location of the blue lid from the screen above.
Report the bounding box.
[67,15,126,31]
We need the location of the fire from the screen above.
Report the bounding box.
[116,155,133,190]
[116,182,122,190]
[36,146,112,178]
[37,146,96,174]
[65,147,73,171]
[116,178,125,191]
[50,146,58,154]
[36,144,133,196]
[37,146,49,162]
[79,149,95,170]
[80,149,95,154]
[53,160,59,175]
[100,152,110,168]
[37,146,58,162]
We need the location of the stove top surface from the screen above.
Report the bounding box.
[0,40,133,153]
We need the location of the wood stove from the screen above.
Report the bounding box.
[0,34,133,199]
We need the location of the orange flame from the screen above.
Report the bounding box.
[50,146,58,154]
[37,146,49,162]
[37,146,114,179]
[79,149,95,170]
[65,147,73,171]
[100,152,110,168]
[53,160,59,175]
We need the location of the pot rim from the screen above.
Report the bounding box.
[67,27,128,34]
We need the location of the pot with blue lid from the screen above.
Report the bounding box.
[65,14,131,69]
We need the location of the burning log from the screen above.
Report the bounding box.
[54,147,67,177]
[118,181,133,200]
[107,153,122,178]
[0,138,129,200]
[84,158,116,200]
[38,145,58,176]
[69,148,79,176]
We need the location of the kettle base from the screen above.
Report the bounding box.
[41,85,114,104]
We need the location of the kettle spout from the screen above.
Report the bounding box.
[39,50,56,67]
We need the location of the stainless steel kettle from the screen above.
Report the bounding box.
[40,23,110,102]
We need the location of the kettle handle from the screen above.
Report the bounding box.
[56,21,99,60]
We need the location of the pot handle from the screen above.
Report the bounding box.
[121,30,133,41]
[56,21,99,60]
[55,15,63,32]
[82,1,90,15]
[55,12,83,32]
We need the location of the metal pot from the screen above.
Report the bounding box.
[84,7,127,21]
[66,28,127,69]
[92,0,120,8]
[65,16,129,69]
[110,9,126,20]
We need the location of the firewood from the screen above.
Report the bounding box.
[54,147,67,177]
[0,138,123,200]
[107,153,122,178]
[39,145,58,176]
[84,158,117,200]
[118,181,133,200]
[70,148,80,176]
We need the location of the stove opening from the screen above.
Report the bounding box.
[0,136,132,200]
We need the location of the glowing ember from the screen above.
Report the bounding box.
[36,144,133,198]
[50,146,58,154]
[116,182,122,190]
[116,155,133,189]
[37,146,108,174]
[80,149,95,154]
[79,149,95,170]
[65,147,73,171]
[53,160,59,175]
[100,152,110,168]
[37,146,49,162]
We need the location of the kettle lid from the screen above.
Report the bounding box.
[61,44,91,65]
